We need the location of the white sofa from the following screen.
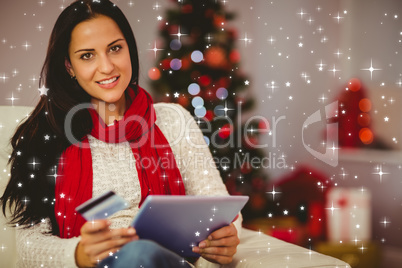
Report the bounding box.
[0,105,350,267]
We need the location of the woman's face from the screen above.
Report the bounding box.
[67,15,132,106]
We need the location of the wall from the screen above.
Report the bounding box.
[224,0,402,265]
[223,0,402,266]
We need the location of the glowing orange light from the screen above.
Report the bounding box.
[359,128,373,144]
[359,98,372,112]
[148,68,160,80]
[348,78,361,92]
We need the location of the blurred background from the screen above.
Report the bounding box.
[1,0,401,267]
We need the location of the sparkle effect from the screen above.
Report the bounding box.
[148,41,164,58]
[326,202,339,216]
[380,217,391,228]
[372,165,389,183]
[267,186,281,200]
[38,85,49,96]
[239,32,252,47]
[361,59,381,80]
[6,93,19,105]
[171,26,187,41]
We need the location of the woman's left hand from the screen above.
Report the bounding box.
[192,223,240,264]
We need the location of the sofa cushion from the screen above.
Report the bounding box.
[0,105,350,268]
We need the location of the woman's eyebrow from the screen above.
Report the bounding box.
[107,38,125,47]
[74,38,125,54]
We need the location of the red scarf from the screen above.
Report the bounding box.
[55,86,185,238]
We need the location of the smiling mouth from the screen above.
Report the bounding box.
[97,76,119,85]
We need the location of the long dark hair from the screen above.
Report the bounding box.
[0,0,139,235]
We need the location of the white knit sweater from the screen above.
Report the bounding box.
[16,103,242,268]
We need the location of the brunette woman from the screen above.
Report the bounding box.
[0,0,241,267]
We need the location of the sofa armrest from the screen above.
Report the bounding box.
[195,228,351,268]
[0,106,34,267]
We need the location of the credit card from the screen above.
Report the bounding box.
[75,190,129,221]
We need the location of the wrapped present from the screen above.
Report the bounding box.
[326,188,371,242]
[272,165,332,241]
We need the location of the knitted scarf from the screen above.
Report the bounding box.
[55,86,185,238]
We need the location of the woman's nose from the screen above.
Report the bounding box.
[98,55,114,74]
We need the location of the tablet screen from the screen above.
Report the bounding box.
[131,195,248,257]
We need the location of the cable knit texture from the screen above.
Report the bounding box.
[16,103,241,268]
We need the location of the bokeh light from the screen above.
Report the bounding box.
[194,106,207,118]
[191,96,204,108]
[359,98,372,112]
[188,83,200,95]
[203,136,210,145]
[216,87,228,100]
[214,105,225,116]
[170,58,182,70]
[218,124,232,139]
[348,78,361,92]
[148,67,160,80]
[170,39,182,50]
[359,128,374,144]
[191,50,203,63]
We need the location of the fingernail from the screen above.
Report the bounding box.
[208,235,212,240]
[192,247,200,253]
[199,241,206,248]
[128,228,135,235]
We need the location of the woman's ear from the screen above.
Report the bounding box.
[64,58,75,78]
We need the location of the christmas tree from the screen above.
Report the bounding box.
[149,0,271,220]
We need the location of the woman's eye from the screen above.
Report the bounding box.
[110,45,122,53]
[80,53,93,60]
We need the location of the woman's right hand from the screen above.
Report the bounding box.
[75,219,138,268]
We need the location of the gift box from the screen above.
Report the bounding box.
[272,166,332,241]
[326,188,371,242]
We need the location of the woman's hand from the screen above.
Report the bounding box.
[75,219,139,268]
[192,223,240,264]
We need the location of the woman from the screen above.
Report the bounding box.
[0,0,241,267]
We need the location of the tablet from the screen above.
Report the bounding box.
[130,195,248,257]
